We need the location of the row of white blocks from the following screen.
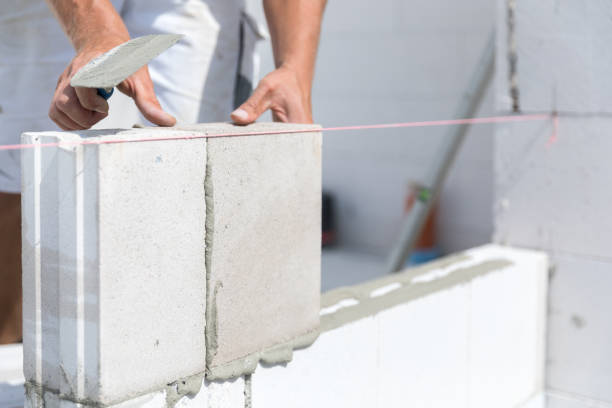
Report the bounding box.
[21,123,322,406]
[37,244,544,408]
[16,240,548,407]
[252,245,548,408]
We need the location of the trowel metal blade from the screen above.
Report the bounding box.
[70,34,182,89]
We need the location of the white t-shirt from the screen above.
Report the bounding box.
[0,0,265,193]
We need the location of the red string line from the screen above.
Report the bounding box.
[546,112,559,147]
[0,113,552,152]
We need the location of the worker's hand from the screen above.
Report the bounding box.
[49,44,176,130]
[230,65,313,124]
[115,66,176,127]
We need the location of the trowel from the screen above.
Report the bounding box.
[70,34,182,100]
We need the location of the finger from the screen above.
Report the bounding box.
[272,88,312,124]
[271,110,289,123]
[133,92,176,127]
[119,69,176,127]
[231,80,272,125]
[281,106,313,124]
[55,87,105,128]
[74,87,109,114]
[49,105,86,131]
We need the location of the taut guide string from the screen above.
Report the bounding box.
[0,113,557,151]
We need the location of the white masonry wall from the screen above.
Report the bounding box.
[111,244,547,408]
[6,242,547,407]
[252,244,548,408]
[15,122,550,407]
[149,244,548,408]
[495,1,612,406]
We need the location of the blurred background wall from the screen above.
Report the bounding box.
[246,0,496,259]
[495,1,612,405]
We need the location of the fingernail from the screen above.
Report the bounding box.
[232,108,248,121]
[93,105,108,114]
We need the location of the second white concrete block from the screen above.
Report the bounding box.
[198,123,322,376]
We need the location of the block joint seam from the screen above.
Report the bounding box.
[507,0,521,112]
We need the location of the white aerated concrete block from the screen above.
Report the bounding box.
[200,123,322,372]
[197,379,245,408]
[251,317,378,408]
[468,247,548,407]
[22,128,208,405]
[169,377,245,408]
[376,286,469,408]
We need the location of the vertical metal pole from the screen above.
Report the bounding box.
[384,33,496,274]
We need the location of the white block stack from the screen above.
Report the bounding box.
[20,123,322,407]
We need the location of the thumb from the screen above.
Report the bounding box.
[231,81,271,125]
[132,91,176,127]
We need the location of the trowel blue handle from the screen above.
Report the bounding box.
[97,88,114,100]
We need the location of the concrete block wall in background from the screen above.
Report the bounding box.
[494,119,612,405]
[495,1,612,406]
[496,0,612,113]
[246,0,496,257]
[21,123,321,407]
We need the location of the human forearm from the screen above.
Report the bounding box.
[263,0,326,95]
[44,0,129,52]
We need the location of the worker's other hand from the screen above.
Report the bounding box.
[230,65,313,124]
[49,44,176,130]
